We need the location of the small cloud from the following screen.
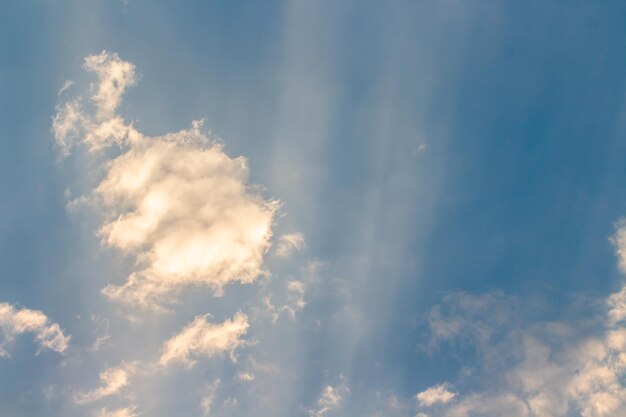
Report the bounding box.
[93,406,138,417]
[416,383,457,407]
[159,312,249,368]
[0,302,70,356]
[237,372,255,381]
[75,362,137,404]
[308,376,349,417]
[57,80,74,96]
[273,232,305,258]
[200,379,220,416]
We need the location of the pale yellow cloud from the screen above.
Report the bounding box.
[273,232,305,258]
[75,362,137,404]
[83,51,136,120]
[93,406,138,417]
[159,312,249,367]
[53,52,278,309]
[416,383,457,407]
[308,376,349,417]
[0,302,69,356]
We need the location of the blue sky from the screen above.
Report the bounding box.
[3,2,626,417]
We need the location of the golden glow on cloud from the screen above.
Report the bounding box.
[75,362,137,404]
[159,312,249,368]
[0,302,69,356]
[53,51,278,309]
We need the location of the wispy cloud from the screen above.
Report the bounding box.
[75,362,137,404]
[93,406,138,417]
[307,376,349,417]
[416,225,626,417]
[0,302,69,356]
[416,383,457,407]
[159,312,249,367]
[273,232,305,258]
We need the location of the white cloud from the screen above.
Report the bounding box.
[0,302,70,356]
[159,312,249,367]
[416,383,456,407]
[53,51,278,309]
[416,223,626,417]
[442,393,529,417]
[273,232,305,258]
[93,406,138,417]
[236,372,255,381]
[57,80,74,96]
[308,376,349,417]
[83,51,136,119]
[75,362,137,404]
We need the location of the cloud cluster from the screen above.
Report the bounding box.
[0,302,70,356]
[422,289,626,416]
[53,51,278,308]
[159,312,249,367]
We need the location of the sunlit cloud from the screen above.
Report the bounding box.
[53,51,279,309]
[307,376,349,417]
[273,232,305,258]
[159,312,249,368]
[93,406,138,417]
[0,302,69,356]
[75,362,137,404]
[417,225,626,417]
[416,383,457,407]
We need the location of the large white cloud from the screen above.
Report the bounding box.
[0,302,70,356]
[53,51,278,308]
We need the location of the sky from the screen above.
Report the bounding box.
[2,2,626,417]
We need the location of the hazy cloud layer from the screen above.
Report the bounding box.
[415,226,626,417]
[0,302,69,356]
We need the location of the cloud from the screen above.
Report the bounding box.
[236,372,255,381]
[83,51,136,119]
[159,312,249,367]
[410,225,626,417]
[75,362,137,404]
[93,407,138,417]
[308,376,349,417]
[423,290,626,416]
[53,51,279,309]
[200,379,221,416]
[0,302,70,356]
[416,384,457,407]
[442,393,529,417]
[273,232,305,258]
